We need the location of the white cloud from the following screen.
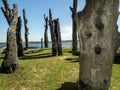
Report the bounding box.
[44,25,72,41]
[61,25,72,40]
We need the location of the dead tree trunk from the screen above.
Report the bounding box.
[49,9,57,56]
[16,16,23,57]
[44,14,48,48]
[70,0,78,52]
[1,0,12,25]
[77,0,120,90]
[41,38,43,48]
[53,18,62,55]
[1,2,19,73]
[1,0,23,57]
[23,9,29,49]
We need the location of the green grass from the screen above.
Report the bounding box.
[0,48,120,90]
[0,48,79,90]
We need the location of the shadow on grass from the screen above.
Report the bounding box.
[20,53,53,60]
[114,53,120,64]
[64,57,79,63]
[68,51,80,56]
[0,57,3,59]
[0,55,4,59]
[56,82,79,90]
[0,67,4,74]
[0,67,2,73]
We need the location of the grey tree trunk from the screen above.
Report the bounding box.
[41,38,43,48]
[1,0,23,57]
[44,14,48,48]
[70,0,78,52]
[77,0,120,90]
[23,9,29,49]
[49,9,62,56]
[49,9,57,56]
[16,17,23,57]
[53,18,62,55]
[1,4,19,74]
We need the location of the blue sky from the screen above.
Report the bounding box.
[0,0,86,42]
[0,0,120,42]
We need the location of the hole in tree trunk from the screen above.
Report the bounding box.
[94,45,102,55]
[95,17,104,30]
[103,79,108,85]
[85,31,92,38]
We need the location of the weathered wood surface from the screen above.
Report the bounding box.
[1,1,19,73]
[77,0,120,90]
[53,19,62,55]
[1,0,23,57]
[49,9,57,56]
[49,9,62,56]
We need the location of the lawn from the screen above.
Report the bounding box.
[0,48,120,90]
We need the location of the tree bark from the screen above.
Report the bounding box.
[53,18,62,55]
[23,9,29,49]
[1,0,12,25]
[56,19,62,55]
[44,14,48,48]
[2,4,19,74]
[49,9,57,56]
[77,0,119,90]
[1,0,23,57]
[70,0,78,52]
[16,16,23,57]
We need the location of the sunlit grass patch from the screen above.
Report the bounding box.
[0,48,120,90]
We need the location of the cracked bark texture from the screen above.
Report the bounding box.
[1,3,19,73]
[1,0,23,57]
[77,0,119,90]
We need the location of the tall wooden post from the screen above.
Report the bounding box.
[70,0,78,52]
[49,9,57,56]
[16,16,23,57]
[23,9,29,49]
[44,14,48,48]
[53,18,62,55]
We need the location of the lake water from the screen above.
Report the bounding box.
[0,41,80,48]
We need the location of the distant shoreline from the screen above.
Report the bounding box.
[0,40,74,43]
[0,40,80,48]
[0,40,80,43]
